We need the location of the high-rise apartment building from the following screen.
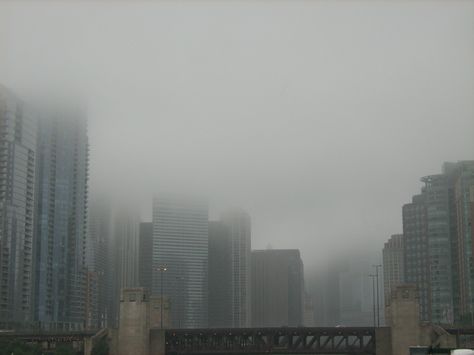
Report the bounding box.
[383,234,405,303]
[401,164,474,324]
[208,209,251,328]
[447,161,474,322]
[251,249,304,327]
[0,86,37,327]
[152,196,209,328]
[138,222,153,291]
[34,109,89,330]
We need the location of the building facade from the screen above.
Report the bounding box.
[0,86,37,327]
[448,161,474,323]
[34,109,89,330]
[208,209,251,328]
[152,196,209,328]
[139,222,153,292]
[383,234,405,304]
[251,249,304,327]
[402,163,474,324]
[109,208,140,327]
[87,198,113,329]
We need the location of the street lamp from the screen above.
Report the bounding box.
[156,265,168,328]
[373,264,382,327]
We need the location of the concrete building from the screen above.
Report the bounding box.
[34,107,89,330]
[117,288,170,355]
[383,234,405,304]
[139,222,153,291]
[152,196,209,328]
[0,86,37,327]
[208,209,251,328]
[251,249,304,327]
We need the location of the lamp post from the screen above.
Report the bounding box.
[156,265,168,328]
[369,274,377,328]
[373,264,382,327]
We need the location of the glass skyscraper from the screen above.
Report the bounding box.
[208,209,251,328]
[34,110,89,330]
[0,86,37,327]
[152,196,208,328]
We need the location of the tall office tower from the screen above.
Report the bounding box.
[221,209,251,327]
[403,173,454,324]
[208,221,232,327]
[446,161,474,322]
[251,249,304,327]
[403,194,430,322]
[87,199,113,329]
[34,109,89,330]
[138,222,153,291]
[383,234,405,304]
[0,86,37,327]
[152,196,209,328]
[109,208,140,327]
[208,209,251,328]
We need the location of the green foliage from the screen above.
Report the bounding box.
[91,337,109,355]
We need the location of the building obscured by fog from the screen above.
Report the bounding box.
[383,234,404,304]
[208,209,252,328]
[152,196,209,328]
[0,86,37,327]
[34,108,89,330]
[138,222,153,292]
[251,249,304,327]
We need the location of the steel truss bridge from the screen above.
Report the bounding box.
[165,327,377,355]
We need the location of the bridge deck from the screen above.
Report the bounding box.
[165,327,377,355]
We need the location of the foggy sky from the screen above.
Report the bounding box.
[1,1,473,270]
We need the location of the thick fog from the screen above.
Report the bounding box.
[1,1,473,270]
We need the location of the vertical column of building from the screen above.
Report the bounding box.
[0,86,37,327]
[403,194,430,322]
[109,207,140,327]
[87,198,113,329]
[449,161,474,323]
[208,221,232,327]
[152,196,209,328]
[138,222,153,291]
[251,249,304,327]
[382,234,405,304]
[220,209,252,328]
[34,109,89,330]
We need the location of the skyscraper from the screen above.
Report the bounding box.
[87,198,113,328]
[208,209,251,328]
[251,249,304,327]
[447,161,474,323]
[220,209,251,328]
[152,196,208,328]
[139,222,153,291]
[208,221,232,328]
[0,86,37,327]
[383,234,405,304]
[109,208,140,327]
[34,108,89,330]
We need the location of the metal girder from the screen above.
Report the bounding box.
[165,327,376,355]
